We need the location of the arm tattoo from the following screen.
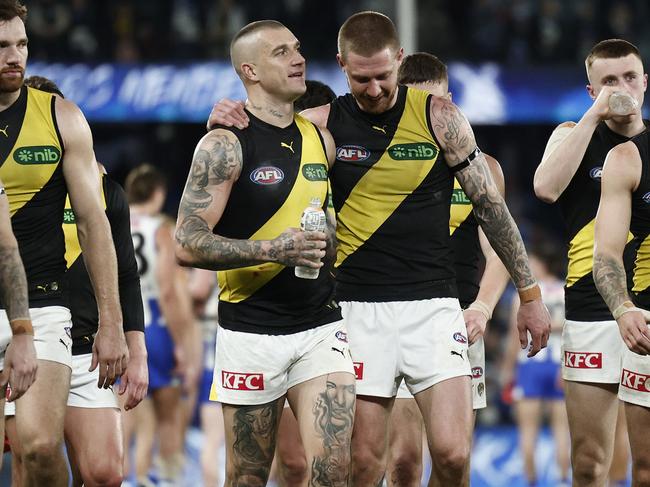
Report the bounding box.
[455,160,535,288]
[0,245,29,321]
[176,133,271,270]
[593,253,630,312]
[431,100,471,165]
[231,400,281,482]
[311,375,355,486]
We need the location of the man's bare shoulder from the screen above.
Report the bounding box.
[299,104,331,128]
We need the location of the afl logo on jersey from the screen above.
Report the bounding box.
[642,192,650,204]
[336,145,370,162]
[250,166,284,185]
[589,166,603,181]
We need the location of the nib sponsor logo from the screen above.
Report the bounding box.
[564,351,602,369]
[221,371,264,391]
[621,369,650,392]
[353,362,364,380]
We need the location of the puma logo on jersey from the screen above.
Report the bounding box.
[372,125,387,134]
[281,141,294,153]
[0,125,8,138]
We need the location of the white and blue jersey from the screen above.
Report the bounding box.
[131,212,177,391]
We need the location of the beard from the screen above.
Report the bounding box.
[0,70,24,94]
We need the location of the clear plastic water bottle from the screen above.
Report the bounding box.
[295,197,326,280]
[609,91,638,116]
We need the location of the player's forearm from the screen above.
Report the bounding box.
[0,243,30,324]
[175,215,275,270]
[456,163,535,289]
[593,251,631,313]
[474,255,510,313]
[125,330,147,359]
[534,114,600,202]
[77,216,122,324]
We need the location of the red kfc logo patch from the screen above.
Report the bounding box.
[353,362,364,380]
[564,351,602,369]
[621,369,650,393]
[221,371,265,391]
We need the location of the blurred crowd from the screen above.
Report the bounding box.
[25,0,650,66]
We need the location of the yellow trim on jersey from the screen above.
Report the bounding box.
[0,88,62,216]
[449,178,472,236]
[567,218,633,287]
[335,88,440,266]
[63,174,107,268]
[633,234,650,292]
[218,115,329,303]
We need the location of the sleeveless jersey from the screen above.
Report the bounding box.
[214,112,341,335]
[629,131,650,308]
[558,121,641,321]
[64,175,144,354]
[328,85,455,302]
[130,212,164,328]
[0,86,66,308]
[449,179,481,308]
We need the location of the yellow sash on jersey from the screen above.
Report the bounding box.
[62,174,107,268]
[218,115,329,303]
[0,88,62,216]
[335,88,440,267]
[449,179,472,235]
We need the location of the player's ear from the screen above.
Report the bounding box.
[586,84,596,100]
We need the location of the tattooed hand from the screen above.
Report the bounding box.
[269,228,327,268]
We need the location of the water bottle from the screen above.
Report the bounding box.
[609,91,638,116]
[295,197,326,280]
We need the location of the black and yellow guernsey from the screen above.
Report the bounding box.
[558,121,642,321]
[0,86,66,308]
[449,179,481,308]
[214,111,341,335]
[328,85,456,302]
[629,131,650,309]
[63,175,144,355]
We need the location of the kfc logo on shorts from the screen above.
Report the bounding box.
[564,351,602,369]
[453,332,468,344]
[335,330,348,343]
[621,369,650,392]
[472,366,484,379]
[221,371,265,391]
[353,362,364,380]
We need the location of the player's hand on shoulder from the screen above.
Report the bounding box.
[207,99,248,131]
[517,298,551,358]
[617,309,650,355]
[270,227,327,268]
[1,332,38,402]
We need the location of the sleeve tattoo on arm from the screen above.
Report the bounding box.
[175,134,266,269]
[432,101,534,288]
[593,253,630,311]
[0,246,29,320]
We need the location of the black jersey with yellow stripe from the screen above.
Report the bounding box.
[214,111,341,334]
[558,121,640,321]
[629,131,650,308]
[0,86,66,308]
[63,175,144,354]
[449,179,480,308]
[328,85,456,302]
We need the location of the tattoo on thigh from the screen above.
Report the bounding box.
[310,375,355,486]
[231,401,280,482]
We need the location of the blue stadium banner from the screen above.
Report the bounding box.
[27,61,647,124]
